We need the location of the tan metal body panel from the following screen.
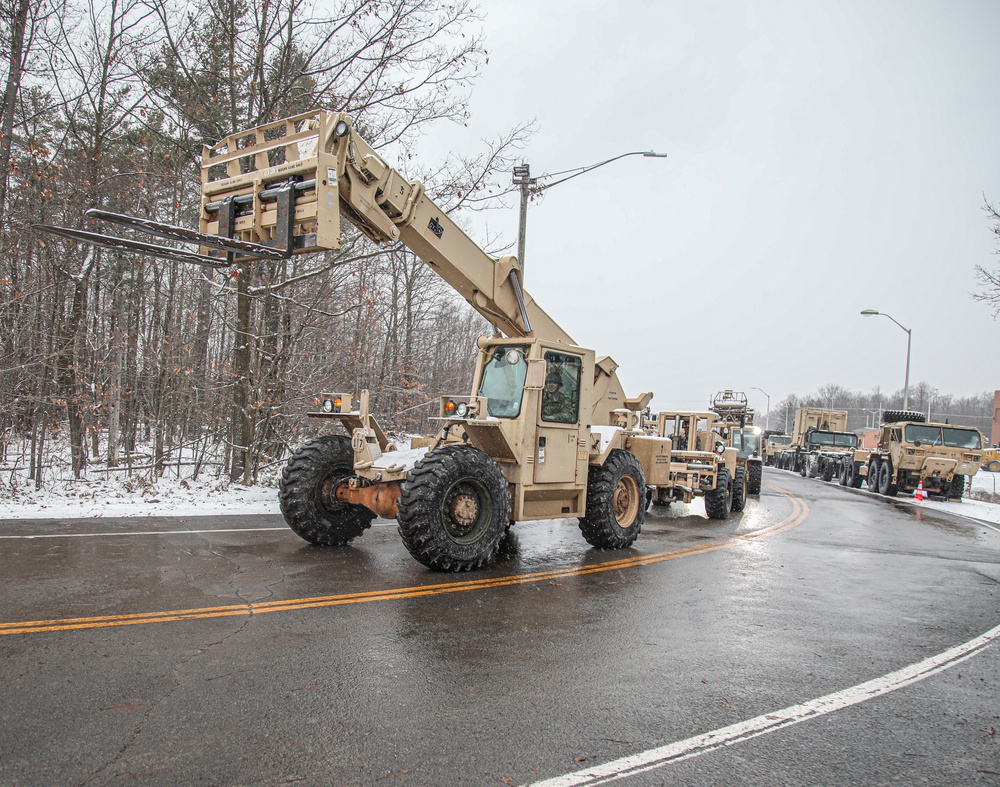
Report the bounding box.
[790,408,848,446]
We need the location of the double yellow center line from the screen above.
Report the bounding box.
[1,484,807,637]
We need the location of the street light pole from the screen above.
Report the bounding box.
[860,309,912,410]
[512,150,667,279]
[750,387,770,431]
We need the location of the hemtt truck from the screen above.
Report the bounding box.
[775,407,858,481]
[850,411,984,499]
[41,110,676,572]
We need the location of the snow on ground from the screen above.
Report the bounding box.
[1,462,998,526]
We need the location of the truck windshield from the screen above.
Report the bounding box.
[808,431,857,448]
[478,346,528,418]
[735,431,759,455]
[769,435,792,446]
[942,428,981,449]
[904,425,980,449]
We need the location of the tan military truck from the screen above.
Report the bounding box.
[762,431,792,466]
[861,410,984,499]
[43,109,676,572]
[775,407,858,481]
[709,390,763,496]
[648,411,742,518]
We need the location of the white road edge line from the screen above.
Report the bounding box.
[526,621,1000,787]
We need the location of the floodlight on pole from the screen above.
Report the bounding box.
[513,150,668,279]
[860,309,912,410]
[749,387,770,431]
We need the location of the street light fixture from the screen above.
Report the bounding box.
[749,387,770,431]
[513,150,668,278]
[860,309,912,410]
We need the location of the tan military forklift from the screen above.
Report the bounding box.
[647,411,742,518]
[862,410,984,499]
[39,109,675,572]
[709,390,763,496]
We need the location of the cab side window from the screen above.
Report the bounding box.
[541,352,582,424]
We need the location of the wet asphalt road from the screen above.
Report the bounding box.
[1,470,998,786]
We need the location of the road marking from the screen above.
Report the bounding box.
[526,620,1000,787]
[0,527,289,539]
[0,487,808,637]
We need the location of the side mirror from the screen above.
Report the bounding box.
[525,359,547,389]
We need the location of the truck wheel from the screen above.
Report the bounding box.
[579,450,646,549]
[279,435,376,546]
[747,461,763,495]
[731,466,747,512]
[838,458,849,486]
[948,475,965,500]
[396,445,509,571]
[705,467,733,520]
[849,461,864,489]
[821,460,834,482]
[877,459,898,497]
[867,458,881,493]
[799,458,807,477]
[987,460,1000,473]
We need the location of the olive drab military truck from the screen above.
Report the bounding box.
[709,390,763,496]
[647,411,742,518]
[859,410,984,499]
[762,431,792,466]
[39,110,676,572]
[775,407,858,481]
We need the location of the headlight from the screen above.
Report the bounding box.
[333,119,350,137]
[456,402,469,418]
[504,348,522,365]
[715,442,725,455]
[323,398,334,413]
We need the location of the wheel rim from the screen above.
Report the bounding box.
[612,474,640,526]
[440,478,493,544]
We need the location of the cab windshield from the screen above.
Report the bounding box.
[769,435,792,446]
[732,431,760,454]
[905,424,981,449]
[808,431,857,448]
[478,346,528,418]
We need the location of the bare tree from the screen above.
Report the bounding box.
[973,195,1000,318]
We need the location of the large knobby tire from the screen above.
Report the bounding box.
[731,466,747,512]
[821,460,834,482]
[279,435,376,546]
[579,450,646,549]
[747,460,763,495]
[987,460,1000,473]
[849,461,864,489]
[838,458,850,486]
[948,474,966,500]
[396,445,510,572]
[395,448,508,571]
[867,458,881,493]
[705,467,733,520]
[878,459,898,497]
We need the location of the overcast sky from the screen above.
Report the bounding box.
[415,0,1000,418]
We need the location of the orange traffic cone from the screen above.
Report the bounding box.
[914,481,924,503]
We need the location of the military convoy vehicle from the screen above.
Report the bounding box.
[775,407,858,481]
[647,411,742,518]
[762,431,792,466]
[42,109,682,572]
[852,411,984,499]
[981,447,1000,473]
[709,390,763,495]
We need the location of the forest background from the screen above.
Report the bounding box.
[0,0,994,494]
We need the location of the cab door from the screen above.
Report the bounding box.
[534,350,584,484]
